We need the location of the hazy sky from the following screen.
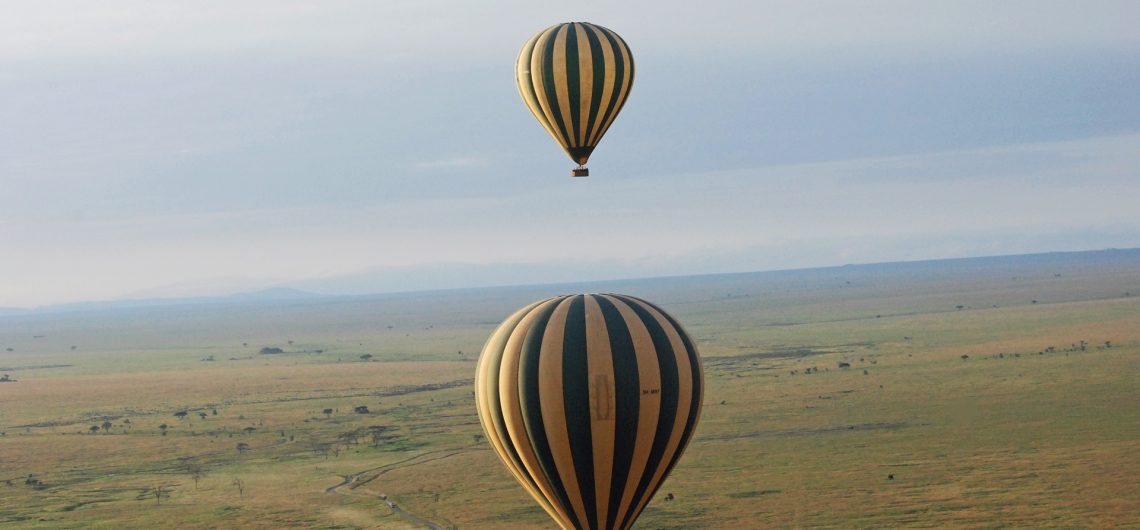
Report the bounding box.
[2,1,1138,307]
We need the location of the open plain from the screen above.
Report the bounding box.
[2,250,1138,529]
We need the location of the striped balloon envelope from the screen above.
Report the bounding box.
[475,294,704,530]
[516,22,635,177]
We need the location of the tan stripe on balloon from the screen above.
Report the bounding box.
[620,297,696,527]
[601,295,662,525]
[587,24,617,146]
[515,32,541,123]
[594,26,633,145]
[550,26,577,148]
[537,296,591,529]
[583,295,616,526]
[498,297,577,528]
[478,298,560,519]
[475,299,534,476]
[530,26,568,151]
[574,23,593,148]
[517,30,564,149]
[661,305,703,440]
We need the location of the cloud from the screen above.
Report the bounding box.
[2,1,1137,63]
[10,131,1135,306]
[413,157,490,171]
[2,2,1138,307]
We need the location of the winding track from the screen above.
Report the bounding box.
[325,447,476,530]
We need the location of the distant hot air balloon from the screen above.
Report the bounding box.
[475,294,703,530]
[516,23,635,177]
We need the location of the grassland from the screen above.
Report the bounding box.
[2,250,1138,528]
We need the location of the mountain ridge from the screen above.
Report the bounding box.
[2,247,1137,317]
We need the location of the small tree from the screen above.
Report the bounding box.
[101,420,112,434]
[89,425,100,434]
[236,442,250,454]
[159,424,169,436]
[368,425,389,446]
[232,478,245,498]
[322,408,333,418]
[187,461,205,489]
[313,442,332,460]
[360,353,373,361]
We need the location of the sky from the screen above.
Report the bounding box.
[2,1,1138,307]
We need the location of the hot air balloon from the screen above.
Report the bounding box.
[475,294,703,530]
[516,23,635,177]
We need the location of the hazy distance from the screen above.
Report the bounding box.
[2,1,1138,307]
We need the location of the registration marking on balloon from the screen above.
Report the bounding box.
[591,374,614,421]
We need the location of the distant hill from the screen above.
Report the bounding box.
[221,287,320,302]
[2,248,1137,317]
[1,287,322,316]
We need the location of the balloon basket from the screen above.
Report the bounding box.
[571,167,589,177]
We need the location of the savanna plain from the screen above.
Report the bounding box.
[2,250,1138,529]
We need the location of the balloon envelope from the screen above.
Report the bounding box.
[516,23,635,171]
[475,294,703,530]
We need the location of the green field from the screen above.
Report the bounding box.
[2,250,1139,529]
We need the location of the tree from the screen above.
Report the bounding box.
[89,425,100,434]
[186,461,205,489]
[232,478,245,498]
[369,425,389,446]
[153,484,166,505]
[236,442,250,454]
[159,424,169,436]
[353,405,370,414]
[360,353,373,361]
[198,412,208,421]
[173,411,189,421]
[101,420,112,433]
[322,408,333,418]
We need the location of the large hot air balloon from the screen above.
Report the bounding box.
[516,23,635,177]
[475,294,703,530]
